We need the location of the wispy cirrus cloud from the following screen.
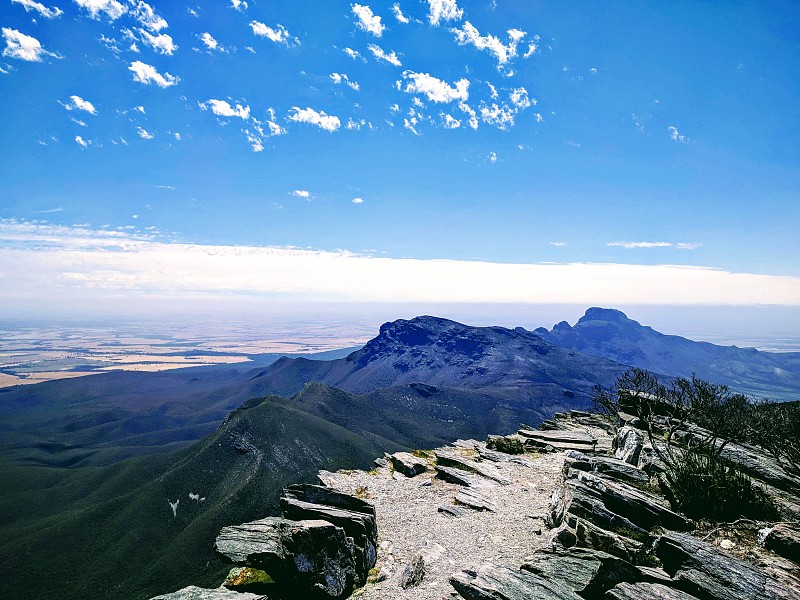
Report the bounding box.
[608,241,700,250]
[11,0,63,19]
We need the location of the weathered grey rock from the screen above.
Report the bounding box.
[280,484,377,583]
[435,464,496,488]
[435,449,512,484]
[564,450,651,486]
[544,522,578,549]
[389,452,428,477]
[571,471,693,532]
[438,504,469,517]
[478,443,524,462]
[615,426,644,465]
[574,517,645,563]
[656,530,798,600]
[400,552,425,589]
[521,547,640,596]
[215,518,358,598]
[150,586,267,600]
[373,456,388,468]
[566,480,649,541]
[764,523,800,565]
[450,563,584,599]
[519,428,598,452]
[214,517,292,573]
[455,488,497,512]
[605,582,700,599]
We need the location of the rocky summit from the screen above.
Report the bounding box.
[152,410,800,600]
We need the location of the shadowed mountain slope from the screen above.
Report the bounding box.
[535,307,800,400]
[0,381,550,600]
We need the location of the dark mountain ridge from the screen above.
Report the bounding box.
[535,307,800,400]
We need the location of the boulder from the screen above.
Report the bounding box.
[486,434,525,455]
[450,563,584,599]
[615,426,644,465]
[438,504,469,517]
[399,552,425,589]
[656,530,796,600]
[388,452,428,477]
[518,428,598,452]
[521,547,640,596]
[574,518,645,563]
[764,523,800,565]
[606,582,700,599]
[215,518,357,598]
[222,567,273,594]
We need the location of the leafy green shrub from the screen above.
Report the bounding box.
[486,434,524,454]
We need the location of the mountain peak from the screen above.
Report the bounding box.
[578,307,633,324]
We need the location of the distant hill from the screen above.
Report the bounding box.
[534,307,800,401]
[242,315,625,406]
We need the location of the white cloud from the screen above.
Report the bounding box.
[330,72,360,91]
[288,107,341,132]
[523,43,537,58]
[509,87,532,109]
[74,135,91,148]
[608,241,673,249]
[200,99,250,120]
[291,190,311,199]
[427,0,463,26]
[352,197,364,204]
[451,22,526,70]
[391,3,409,23]
[441,113,460,129]
[458,102,478,129]
[249,21,297,45]
[11,0,63,19]
[63,95,97,114]
[128,61,179,87]
[488,151,497,164]
[479,102,515,129]
[343,47,362,60]
[134,105,145,113]
[74,0,126,20]
[230,0,247,11]
[400,71,469,103]
[2,28,61,62]
[368,44,401,66]
[137,126,154,139]
[550,242,566,247]
[129,1,168,31]
[676,243,701,250]
[138,29,176,55]
[668,125,687,143]
[2,220,795,307]
[199,32,219,51]
[352,4,385,36]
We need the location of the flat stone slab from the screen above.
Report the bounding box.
[438,504,469,517]
[564,450,650,485]
[450,563,583,600]
[389,452,428,477]
[434,449,512,485]
[518,428,597,445]
[150,586,267,600]
[521,547,639,596]
[606,582,700,600]
[455,488,497,512]
[435,465,496,488]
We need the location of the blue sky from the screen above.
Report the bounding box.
[1,0,799,321]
